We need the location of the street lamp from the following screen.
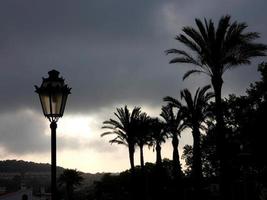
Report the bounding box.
[35,70,71,200]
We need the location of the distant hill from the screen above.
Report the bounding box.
[0,160,106,191]
[0,160,64,173]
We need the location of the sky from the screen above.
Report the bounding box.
[0,0,267,173]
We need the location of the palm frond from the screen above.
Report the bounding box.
[182,69,208,80]
[169,57,202,67]
[103,119,124,131]
[206,19,215,44]
[216,15,230,45]
[181,89,194,110]
[195,18,208,42]
[100,131,115,137]
[163,96,182,107]
[182,27,206,51]
[101,125,116,130]
[175,34,201,54]
[110,138,127,146]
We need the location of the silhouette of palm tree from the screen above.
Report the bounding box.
[166,15,267,197]
[102,106,141,173]
[135,112,151,170]
[165,85,214,189]
[58,169,83,200]
[160,105,185,178]
[148,118,167,166]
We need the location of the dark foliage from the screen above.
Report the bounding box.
[89,160,186,200]
[181,62,267,199]
[58,169,84,200]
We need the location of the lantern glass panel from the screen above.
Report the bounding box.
[40,93,50,116]
[60,93,68,115]
[51,92,63,116]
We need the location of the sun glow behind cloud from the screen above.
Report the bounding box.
[57,115,96,139]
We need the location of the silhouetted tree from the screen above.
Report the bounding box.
[93,173,131,200]
[200,121,219,178]
[102,106,141,173]
[135,112,151,170]
[222,62,267,176]
[245,62,267,168]
[58,169,83,200]
[165,85,213,188]
[166,15,267,198]
[160,105,185,178]
[148,118,167,167]
[182,122,219,178]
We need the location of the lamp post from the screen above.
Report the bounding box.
[35,70,71,200]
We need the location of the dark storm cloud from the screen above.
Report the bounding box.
[0,0,265,114]
[0,0,267,156]
[1,0,266,114]
[0,0,184,113]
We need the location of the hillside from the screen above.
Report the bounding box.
[0,160,64,173]
[0,160,105,193]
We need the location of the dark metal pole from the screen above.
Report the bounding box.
[50,121,57,200]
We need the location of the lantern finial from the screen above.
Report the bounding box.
[48,70,60,79]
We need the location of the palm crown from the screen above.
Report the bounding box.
[101,106,141,146]
[166,15,267,81]
[160,105,185,135]
[181,85,214,127]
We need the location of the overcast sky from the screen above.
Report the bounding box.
[0,0,266,173]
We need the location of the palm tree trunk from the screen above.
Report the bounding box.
[156,141,162,166]
[128,143,135,173]
[212,76,229,199]
[140,143,145,169]
[128,143,138,200]
[212,77,225,162]
[139,143,148,200]
[192,126,202,189]
[172,133,182,178]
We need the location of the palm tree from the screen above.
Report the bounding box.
[160,105,185,178]
[148,118,167,166]
[164,85,214,187]
[135,112,151,169]
[58,169,83,200]
[166,15,267,197]
[101,106,141,173]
